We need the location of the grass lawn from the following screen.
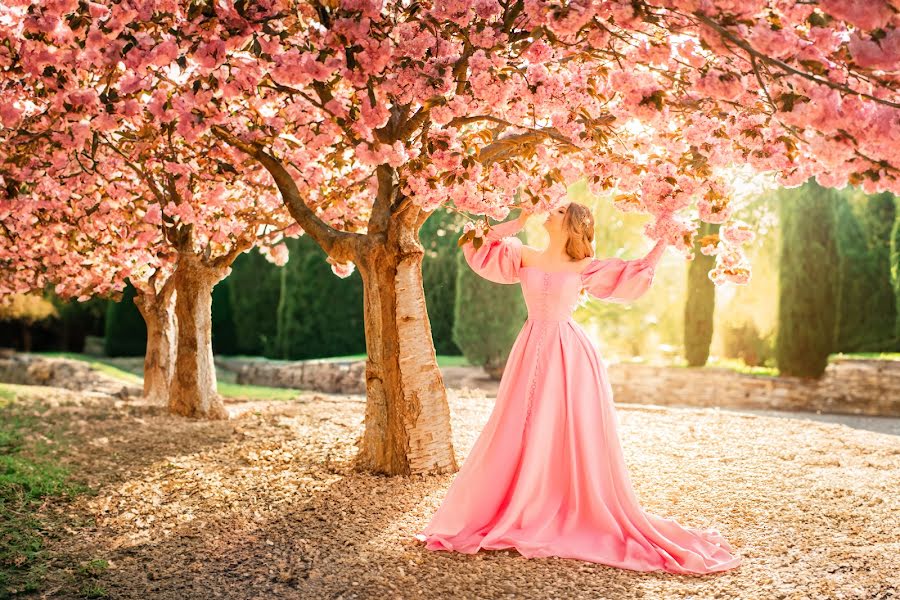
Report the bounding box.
[216,382,302,401]
[32,352,304,401]
[0,383,97,597]
[609,351,899,378]
[237,353,475,368]
[33,352,143,385]
[830,351,900,362]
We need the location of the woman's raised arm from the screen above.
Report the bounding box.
[579,239,667,303]
[461,217,527,285]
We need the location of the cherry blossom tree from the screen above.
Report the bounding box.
[1,0,898,474]
[0,127,295,417]
[0,168,179,404]
[210,0,900,475]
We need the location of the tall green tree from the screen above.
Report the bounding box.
[273,235,366,360]
[420,208,465,356]
[227,249,282,356]
[684,221,720,366]
[452,222,528,379]
[834,191,897,351]
[776,180,841,377]
[855,191,897,350]
[104,282,146,357]
[892,195,900,349]
[211,278,239,355]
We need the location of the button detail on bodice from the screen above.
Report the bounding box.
[524,271,552,433]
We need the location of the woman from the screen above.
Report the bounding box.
[413,201,742,575]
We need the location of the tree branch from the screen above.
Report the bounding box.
[692,11,900,110]
[210,126,361,262]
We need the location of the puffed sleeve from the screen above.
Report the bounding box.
[580,239,667,303]
[461,217,525,284]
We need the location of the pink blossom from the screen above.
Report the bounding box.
[327,256,356,278]
[820,0,894,30]
[721,222,755,246]
[360,95,390,129]
[269,243,290,266]
[474,0,502,20]
[88,2,110,19]
[848,30,900,70]
[0,101,22,127]
[144,203,162,225]
[525,39,553,64]
[695,70,744,102]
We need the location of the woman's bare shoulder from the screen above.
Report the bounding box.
[521,247,594,272]
[520,245,535,267]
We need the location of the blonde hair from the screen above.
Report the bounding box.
[562,202,595,261]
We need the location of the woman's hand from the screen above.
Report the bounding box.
[517,201,539,221]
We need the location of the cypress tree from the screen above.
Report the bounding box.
[227,249,282,355]
[684,220,720,366]
[104,281,147,357]
[211,277,239,355]
[420,207,465,356]
[892,195,900,349]
[857,191,897,350]
[273,235,366,360]
[452,222,528,378]
[775,180,840,377]
[834,191,897,351]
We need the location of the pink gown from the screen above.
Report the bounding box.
[413,217,742,575]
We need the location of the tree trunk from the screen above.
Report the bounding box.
[211,130,458,473]
[134,289,177,405]
[21,321,31,353]
[684,221,720,367]
[168,254,229,419]
[353,221,458,476]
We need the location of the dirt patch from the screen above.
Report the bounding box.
[10,385,900,599]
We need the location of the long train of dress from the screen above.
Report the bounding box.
[414,217,742,575]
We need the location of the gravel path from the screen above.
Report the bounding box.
[12,385,900,599]
[442,366,900,437]
[718,406,900,437]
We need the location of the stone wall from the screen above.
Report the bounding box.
[227,358,367,395]
[3,350,897,417]
[0,351,142,398]
[221,356,900,417]
[606,358,900,417]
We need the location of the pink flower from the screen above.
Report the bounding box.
[268,243,289,266]
[721,222,755,246]
[144,203,162,225]
[327,256,356,278]
[473,0,502,20]
[0,101,22,127]
[746,23,800,60]
[694,70,744,102]
[848,30,900,70]
[360,95,390,129]
[700,241,720,256]
[88,2,110,19]
[820,0,894,30]
[525,39,553,64]
[270,51,333,87]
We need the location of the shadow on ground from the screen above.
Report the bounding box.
[8,386,899,600]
